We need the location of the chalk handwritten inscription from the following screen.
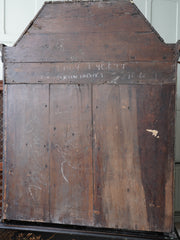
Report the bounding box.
[8,61,167,84]
[40,72,104,81]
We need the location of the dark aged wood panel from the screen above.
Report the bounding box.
[0,166,2,219]
[50,85,93,226]
[136,84,175,233]
[0,89,3,163]
[0,85,3,220]
[3,84,50,222]
[30,14,151,35]
[29,1,150,34]
[5,62,176,84]
[93,84,175,232]
[93,85,149,231]
[4,32,175,63]
[2,0,177,236]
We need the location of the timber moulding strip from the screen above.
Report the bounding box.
[0,221,176,240]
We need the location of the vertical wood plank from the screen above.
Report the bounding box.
[50,84,93,226]
[93,85,148,230]
[93,84,175,232]
[4,84,50,222]
[136,84,175,232]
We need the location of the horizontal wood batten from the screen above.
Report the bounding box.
[4,32,175,63]
[5,62,175,84]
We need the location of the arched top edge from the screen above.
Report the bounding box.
[131,1,165,45]
[7,0,173,49]
[44,0,133,3]
[0,44,7,50]
[12,3,47,47]
[6,0,134,48]
[41,0,171,47]
[3,0,176,64]
[177,40,180,51]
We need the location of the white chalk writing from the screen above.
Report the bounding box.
[40,72,104,81]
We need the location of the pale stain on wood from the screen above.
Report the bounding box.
[146,129,160,138]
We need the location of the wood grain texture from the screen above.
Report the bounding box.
[4,31,175,63]
[0,87,2,219]
[5,62,175,84]
[136,85,175,233]
[2,0,177,234]
[38,1,140,19]
[93,84,175,232]
[93,85,148,230]
[0,90,3,163]
[0,162,2,171]
[29,1,150,34]
[0,170,2,219]
[3,85,50,222]
[50,84,93,226]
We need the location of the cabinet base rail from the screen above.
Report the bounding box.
[0,221,178,240]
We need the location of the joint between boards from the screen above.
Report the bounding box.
[91,84,95,223]
[48,84,51,222]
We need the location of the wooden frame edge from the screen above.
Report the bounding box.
[0,81,3,91]
[0,162,2,171]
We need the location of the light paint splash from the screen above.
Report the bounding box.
[146,129,160,139]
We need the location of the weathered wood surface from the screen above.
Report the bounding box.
[3,1,175,64]
[136,85,175,232]
[0,89,3,163]
[4,31,175,63]
[93,84,175,232]
[0,163,2,171]
[2,0,177,234]
[29,2,151,34]
[0,87,3,220]
[5,62,175,84]
[0,165,2,219]
[3,85,50,222]
[50,84,93,226]
[3,83,175,232]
